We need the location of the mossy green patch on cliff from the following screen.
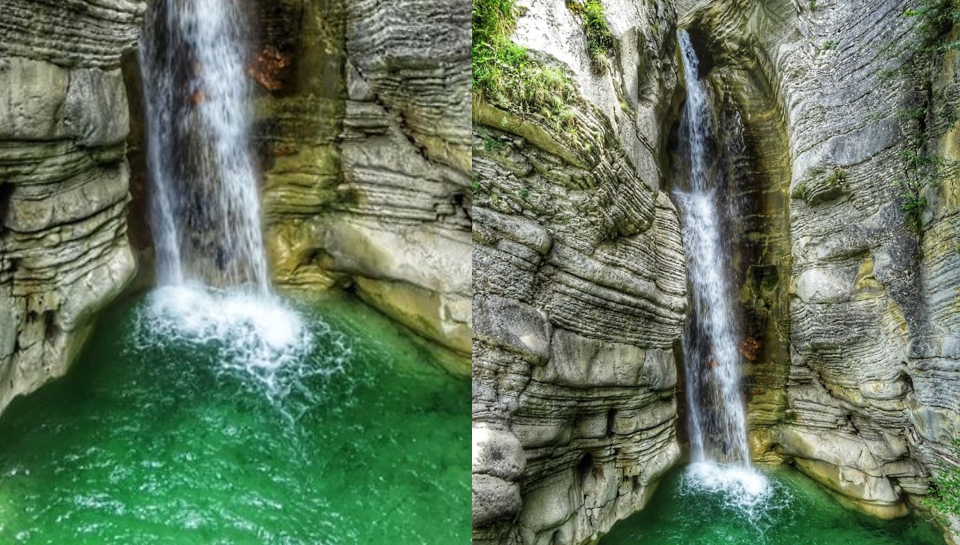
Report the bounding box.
[883,0,960,227]
[924,438,960,538]
[472,0,579,131]
[565,0,615,73]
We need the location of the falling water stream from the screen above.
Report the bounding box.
[142,0,267,291]
[139,0,310,393]
[675,30,757,482]
[598,30,945,545]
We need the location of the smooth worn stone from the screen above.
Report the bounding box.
[254,0,472,370]
[472,0,686,542]
[0,1,141,418]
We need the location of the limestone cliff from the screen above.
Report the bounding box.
[255,0,472,375]
[471,0,689,542]
[674,0,960,529]
[474,0,960,543]
[0,0,142,416]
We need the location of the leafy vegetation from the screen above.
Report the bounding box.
[473,0,579,131]
[791,182,809,201]
[826,168,847,188]
[924,439,960,529]
[904,0,960,56]
[895,147,944,226]
[566,0,615,72]
[885,0,960,229]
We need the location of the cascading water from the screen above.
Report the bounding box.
[138,0,313,401]
[141,0,268,292]
[674,30,770,507]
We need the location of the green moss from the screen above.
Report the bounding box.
[822,40,838,50]
[566,0,615,73]
[518,188,529,199]
[791,183,809,201]
[897,105,927,121]
[473,0,579,131]
[826,168,846,188]
[924,438,960,528]
[482,135,506,151]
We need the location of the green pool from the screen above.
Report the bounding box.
[599,462,945,545]
[0,288,470,543]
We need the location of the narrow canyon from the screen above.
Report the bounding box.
[472,0,960,543]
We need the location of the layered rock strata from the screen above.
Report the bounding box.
[472,1,689,543]
[682,0,960,532]
[257,0,472,374]
[0,0,143,416]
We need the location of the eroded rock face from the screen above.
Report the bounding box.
[0,0,142,416]
[255,0,472,374]
[681,0,960,532]
[471,1,688,543]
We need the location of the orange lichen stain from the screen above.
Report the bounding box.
[739,337,762,361]
[248,45,292,91]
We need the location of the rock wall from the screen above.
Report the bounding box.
[476,0,960,542]
[0,0,142,416]
[471,1,689,543]
[257,0,473,375]
[682,0,960,530]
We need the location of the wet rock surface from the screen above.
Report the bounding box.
[0,0,142,416]
[255,0,472,374]
[471,1,688,543]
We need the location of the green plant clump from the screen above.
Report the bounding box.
[895,146,944,227]
[885,0,960,229]
[925,438,960,529]
[566,0,615,72]
[826,168,846,188]
[473,0,579,131]
[791,183,809,201]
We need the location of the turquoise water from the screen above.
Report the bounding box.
[0,290,470,543]
[600,464,945,545]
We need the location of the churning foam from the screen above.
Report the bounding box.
[681,462,786,527]
[133,285,343,411]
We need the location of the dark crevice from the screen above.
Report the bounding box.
[0,183,14,226]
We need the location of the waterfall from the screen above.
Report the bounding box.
[141,0,269,294]
[136,0,312,401]
[675,31,752,467]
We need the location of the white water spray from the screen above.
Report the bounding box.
[675,30,769,505]
[139,0,312,398]
[141,0,268,293]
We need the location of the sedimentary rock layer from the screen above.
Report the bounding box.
[256,0,472,374]
[471,1,688,542]
[683,0,960,532]
[0,0,142,416]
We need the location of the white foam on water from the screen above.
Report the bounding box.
[133,285,346,415]
[681,462,791,533]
